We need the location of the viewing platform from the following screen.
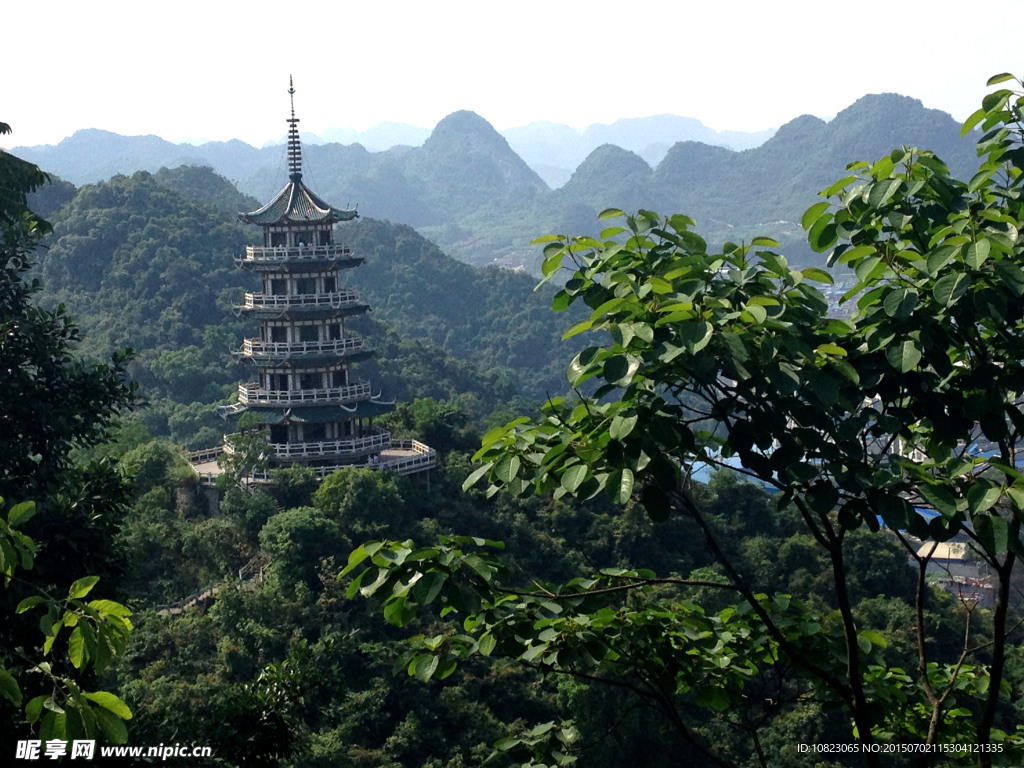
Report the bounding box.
[240,336,368,361]
[235,243,361,268]
[225,429,392,460]
[237,380,371,407]
[189,439,437,483]
[240,289,366,314]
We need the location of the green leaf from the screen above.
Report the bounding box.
[815,344,847,357]
[562,319,593,340]
[961,107,988,136]
[68,627,85,670]
[918,484,959,519]
[25,698,45,728]
[412,654,440,682]
[0,668,21,707]
[975,514,1009,556]
[932,273,971,307]
[560,464,589,494]
[461,462,493,491]
[925,244,958,275]
[967,482,1002,515]
[678,321,712,352]
[83,691,131,720]
[987,72,1016,86]
[478,633,497,657]
[801,201,829,230]
[7,500,36,526]
[493,455,521,485]
[86,599,132,618]
[820,175,857,198]
[598,208,625,220]
[607,468,634,504]
[807,214,838,252]
[994,259,1024,296]
[886,340,922,372]
[92,706,129,744]
[971,232,999,260]
[800,266,833,284]
[859,629,888,649]
[16,596,45,614]
[68,576,100,600]
[609,411,638,440]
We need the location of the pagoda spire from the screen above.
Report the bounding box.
[287,75,302,182]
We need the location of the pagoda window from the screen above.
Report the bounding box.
[299,325,319,342]
[299,372,318,390]
[271,278,288,295]
[296,232,313,247]
[296,277,316,295]
[269,373,288,391]
[270,326,288,343]
[341,421,353,437]
[323,276,336,293]
[318,230,332,246]
[304,423,326,442]
[269,424,288,444]
[327,323,341,340]
[331,370,347,387]
[270,231,287,247]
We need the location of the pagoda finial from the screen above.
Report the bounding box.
[286,75,302,182]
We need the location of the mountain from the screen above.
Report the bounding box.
[503,115,776,187]
[546,93,979,264]
[14,129,205,185]
[317,122,432,150]
[13,93,979,270]
[29,166,577,445]
[406,110,548,219]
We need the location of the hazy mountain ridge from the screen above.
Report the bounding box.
[12,92,976,270]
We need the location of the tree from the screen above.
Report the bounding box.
[1,125,135,743]
[344,76,1024,767]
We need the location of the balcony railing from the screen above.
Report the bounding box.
[223,430,392,459]
[241,336,365,359]
[241,289,363,311]
[238,380,371,406]
[190,438,437,484]
[236,243,356,265]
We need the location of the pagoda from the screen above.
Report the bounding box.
[213,79,434,478]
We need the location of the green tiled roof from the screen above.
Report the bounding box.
[240,179,358,226]
[245,399,395,423]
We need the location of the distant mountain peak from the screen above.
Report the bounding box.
[426,110,509,147]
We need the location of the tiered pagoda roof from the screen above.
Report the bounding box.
[240,182,358,226]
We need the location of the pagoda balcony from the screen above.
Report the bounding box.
[235,243,357,266]
[223,430,392,460]
[238,380,371,406]
[240,289,364,312]
[241,336,366,360]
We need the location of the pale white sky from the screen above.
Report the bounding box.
[2,0,1018,148]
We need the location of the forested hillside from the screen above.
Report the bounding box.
[7,76,1024,768]
[14,93,976,269]
[28,166,575,447]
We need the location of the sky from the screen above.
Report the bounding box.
[2,0,1019,149]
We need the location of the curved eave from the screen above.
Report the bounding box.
[241,350,376,367]
[239,258,365,272]
[243,400,395,423]
[239,179,358,226]
[238,304,370,321]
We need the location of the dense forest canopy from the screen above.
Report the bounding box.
[4,75,1024,768]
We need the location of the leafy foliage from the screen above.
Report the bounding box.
[1,127,135,743]
[348,77,1024,767]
